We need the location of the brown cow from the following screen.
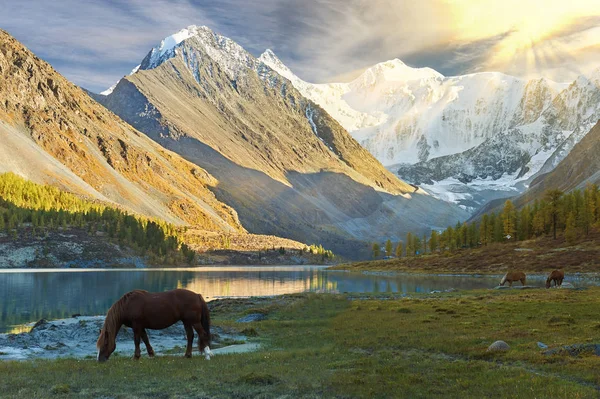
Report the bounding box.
[499,271,527,287]
[546,270,565,288]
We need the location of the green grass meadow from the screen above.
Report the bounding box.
[2,289,600,398]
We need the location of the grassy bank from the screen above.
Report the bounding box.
[332,232,600,274]
[2,290,600,398]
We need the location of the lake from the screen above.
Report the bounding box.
[0,266,587,333]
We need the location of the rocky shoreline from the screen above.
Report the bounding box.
[0,315,258,361]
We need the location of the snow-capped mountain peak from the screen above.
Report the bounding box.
[355,59,444,85]
[258,49,295,81]
[257,49,600,212]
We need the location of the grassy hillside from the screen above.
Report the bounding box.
[334,231,600,274]
[0,172,196,266]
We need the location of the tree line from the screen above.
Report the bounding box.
[372,185,600,258]
[0,173,196,264]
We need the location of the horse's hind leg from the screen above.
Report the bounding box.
[141,329,154,358]
[184,324,194,358]
[193,323,211,360]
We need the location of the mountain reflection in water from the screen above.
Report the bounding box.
[1,266,503,333]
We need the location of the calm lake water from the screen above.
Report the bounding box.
[0,266,587,333]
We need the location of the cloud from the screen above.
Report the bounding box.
[0,0,597,91]
[0,0,216,91]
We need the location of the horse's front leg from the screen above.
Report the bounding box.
[141,329,154,358]
[184,324,194,358]
[133,328,142,360]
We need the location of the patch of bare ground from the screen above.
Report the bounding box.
[184,230,337,265]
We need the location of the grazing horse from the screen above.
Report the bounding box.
[96,289,211,362]
[546,270,565,288]
[499,271,527,287]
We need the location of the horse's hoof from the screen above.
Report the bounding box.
[148,353,155,358]
[133,356,141,361]
[184,353,192,358]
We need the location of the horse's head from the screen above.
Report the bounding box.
[545,277,552,289]
[499,274,507,286]
[96,329,116,362]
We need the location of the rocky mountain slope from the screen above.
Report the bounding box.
[511,120,600,207]
[261,51,600,212]
[0,29,242,233]
[95,26,469,258]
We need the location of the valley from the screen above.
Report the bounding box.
[0,8,599,398]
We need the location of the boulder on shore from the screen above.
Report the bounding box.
[487,340,510,352]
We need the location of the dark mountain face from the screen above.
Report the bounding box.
[96,26,468,258]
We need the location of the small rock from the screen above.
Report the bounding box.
[30,319,48,331]
[236,313,266,323]
[487,340,510,352]
[71,314,81,318]
[537,342,548,349]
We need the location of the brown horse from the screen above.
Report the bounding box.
[96,289,211,362]
[546,270,565,288]
[499,271,527,287]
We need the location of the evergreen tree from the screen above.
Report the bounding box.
[429,230,438,253]
[502,200,516,239]
[493,213,504,242]
[446,226,456,251]
[480,214,489,246]
[486,213,495,244]
[454,221,463,248]
[545,189,563,239]
[395,242,403,258]
[413,236,422,255]
[406,232,414,256]
[372,243,381,259]
[385,239,393,257]
[518,206,530,240]
[564,212,578,244]
[468,222,478,247]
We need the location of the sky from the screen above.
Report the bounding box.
[1,0,599,93]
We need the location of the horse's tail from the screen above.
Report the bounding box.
[200,295,211,345]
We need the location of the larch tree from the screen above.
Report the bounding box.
[545,189,563,239]
[385,239,393,256]
[395,242,403,257]
[372,242,381,259]
[429,230,438,253]
[502,200,517,239]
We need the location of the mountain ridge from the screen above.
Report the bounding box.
[260,49,600,212]
[95,25,469,258]
[0,28,243,234]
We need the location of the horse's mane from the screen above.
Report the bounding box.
[97,290,147,349]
